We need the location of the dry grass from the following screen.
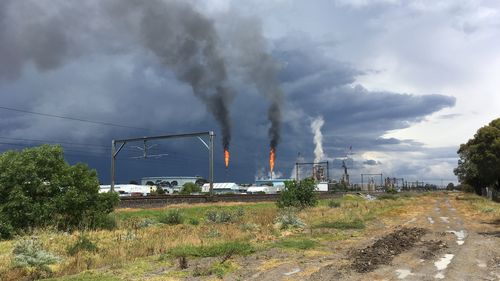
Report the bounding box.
[0,193,425,280]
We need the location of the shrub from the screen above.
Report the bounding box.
[0,145,119,236]
[0,213,14,239]
[205,208,244,223]
[385,188,398,194]
[277,179,318,209]
[93,213,118,230]
[180,182,201,195]
[274,208,306,229]
[159,209,184,225]
[66,234,98,256]
[12,238,60,273]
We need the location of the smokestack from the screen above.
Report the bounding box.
[310,116,325,163]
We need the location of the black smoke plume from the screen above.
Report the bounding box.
[0,0,233,150]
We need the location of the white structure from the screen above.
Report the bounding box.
[202,182,240,193]
[316,182,329,192]
[100,184,154,196]
[246,185,281,194]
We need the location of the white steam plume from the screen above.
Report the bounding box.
[310,116,325,163]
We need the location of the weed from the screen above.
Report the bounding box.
[275,238,318,250]
[159,209,184,225]
[66,234,98,256]
[12,237,60,277]
[313,219,365,229]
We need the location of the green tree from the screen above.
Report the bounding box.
[0,145,119,238]
[180,182,201,195]
[454,118,500,194]
[277,178,318,209]
[446,182,455,190]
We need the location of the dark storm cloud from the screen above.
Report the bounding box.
[0,0,234,151]
[0,2,458,183]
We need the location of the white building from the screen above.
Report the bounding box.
[202,182,241,193]
[99,184,154,196]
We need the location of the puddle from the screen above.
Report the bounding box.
[439,217,449,223]
[435,254,454,270]
[427,217,435,224]
[447,230,467,245]
[395,269,413,279]
[284,268,301,276]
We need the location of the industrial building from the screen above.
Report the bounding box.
[140,176,206,187]
[201,182,243,193]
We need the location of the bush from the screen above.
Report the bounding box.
[277,179,317,209]
[66,234,98,256]
[159,209,184,225]
[93,213,118,230]
[180,182,202,195]
[12,238,60,272]
[385,188,398,194]
[0,213,14,239]
[0,145,119,237]
[205,208,244,223]
[274,208,306,229]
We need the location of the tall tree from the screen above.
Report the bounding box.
[454,118,500,194]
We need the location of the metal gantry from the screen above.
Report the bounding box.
[111,131,215,193]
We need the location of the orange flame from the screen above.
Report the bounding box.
[224,149,230,169]
[269,148,275,173]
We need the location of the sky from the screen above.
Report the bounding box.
[1,0,499,185]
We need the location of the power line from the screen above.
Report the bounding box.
[0,105,153,131]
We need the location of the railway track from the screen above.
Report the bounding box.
[118,192,377,208]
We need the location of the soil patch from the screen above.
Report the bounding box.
[419,240,447,259]
[350,227,427,273]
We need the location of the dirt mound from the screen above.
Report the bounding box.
[350,227,427,273]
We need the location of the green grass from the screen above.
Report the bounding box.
[164,241,254,258]
[377,194,399,200]
[275,237,318,250]
[116,202,274,222]
[313,219,365,229]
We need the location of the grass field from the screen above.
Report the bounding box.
[2,192,494,280]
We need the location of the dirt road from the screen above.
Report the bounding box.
[227,194,500,281]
